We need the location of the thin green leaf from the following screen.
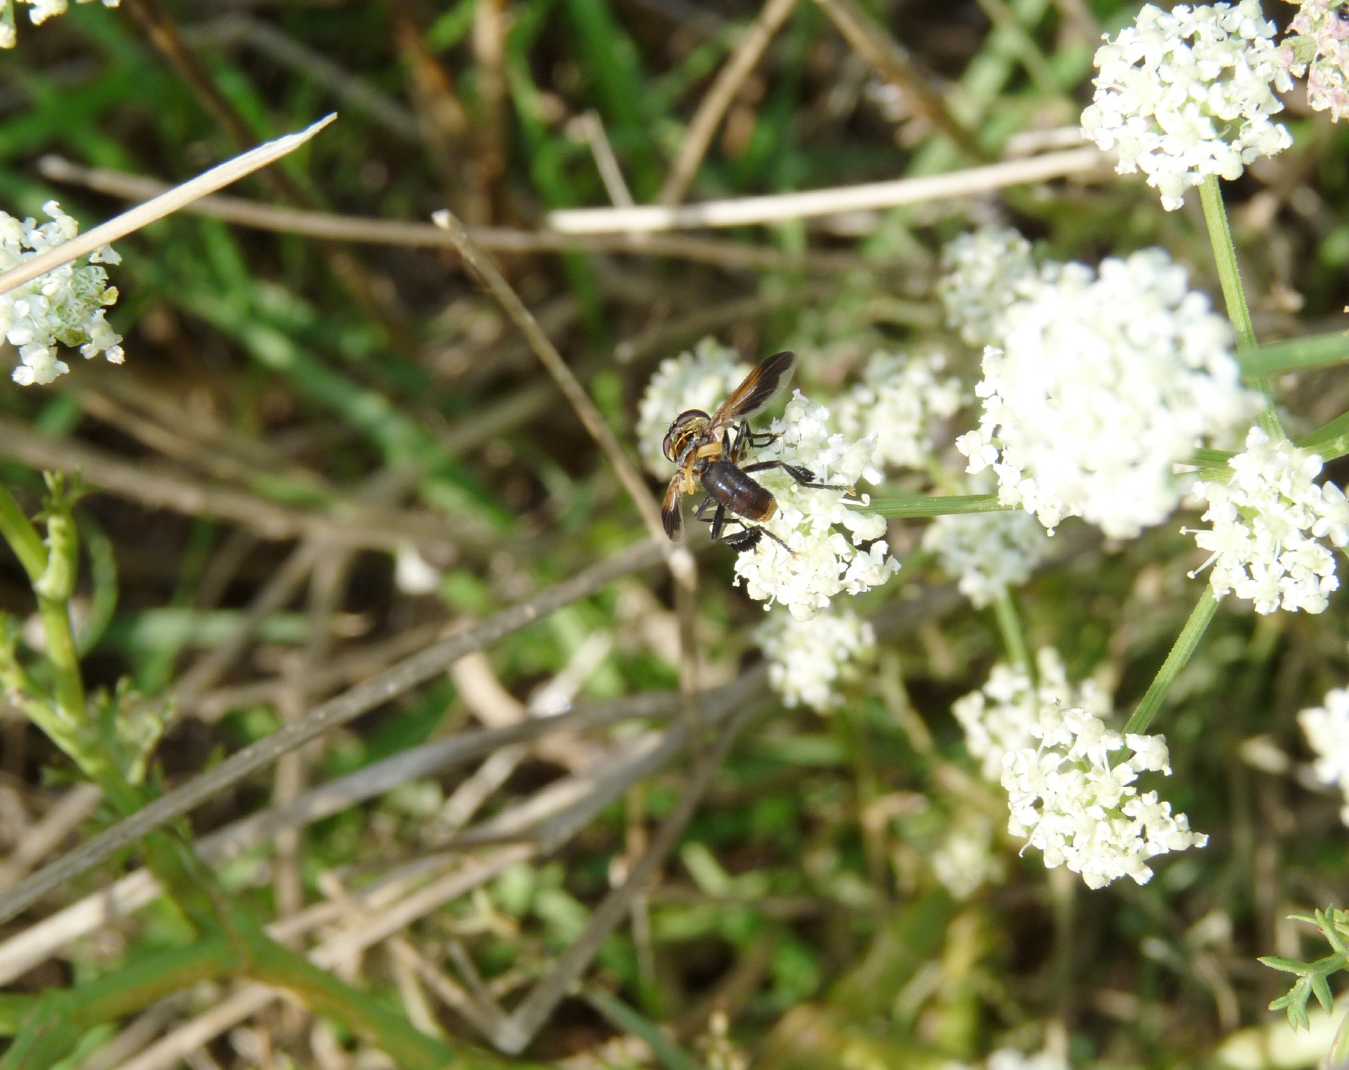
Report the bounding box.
[1298,412,1349,462]
[583,990,702,1070]
[1259,955,1312,975]
[1311,972,1334,1012]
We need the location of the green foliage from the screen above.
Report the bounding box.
[1262,908,1349,1032]
[2,0,1349,1066]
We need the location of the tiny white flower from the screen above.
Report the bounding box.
[1081,0,1294,210]
[953,648,1113,782]
[1187,427,1346,614]
[831,350,963,472]
[938,226,1040,347]
[955,248,1259,538]
[1000,705,1208,889]
[756,605,874,711]
[636,339,750,476]
[987,1050,1070,1070]
[394,544,441,596]
[1281,0,1349,122]
[1297,686,1349,826]
[729,391,899,619]
[923,507,1053,608]
[931,816,1005,899]
[1,201,124,385]
[2,0,120,46]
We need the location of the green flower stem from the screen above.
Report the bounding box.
[1191,447,1234,467]
[1199,176,1257,351]
[868,492,1011,518]
[993,588,1032,682]
[1240,330,1349,378]
[0,485,46,582]
[0,484,107,786]
[0,481,216,925]
[35,594,87,733]
[1,929,543,1069]
[1198,175,1283,439]
[1123,586,1220,735]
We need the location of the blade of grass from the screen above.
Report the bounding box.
[0,115,336,298]
[584,990,703,1070]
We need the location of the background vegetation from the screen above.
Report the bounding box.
[0,0,1347,1067]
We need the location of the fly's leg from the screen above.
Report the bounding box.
[740,459,850,491]
[731,421,778,461]
[722,527,763,552]
[696,499,791,554]
[708,501,728,542]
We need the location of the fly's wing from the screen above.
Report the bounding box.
[711,350,795,427]
[661,474,684,539]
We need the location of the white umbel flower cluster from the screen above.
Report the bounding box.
[1187,427,1349,614]
[756,606,874,711]
[953,648,1112,782]
[636,338,749,475]
[1,0,120,48]
[937,227,1038,347]
[733,391,900,619]
[1282,0,1349,122]
[923,508,1053,608]
[1001,707,1209,889]
[832,351,963,472]
[1298,686,1349,826]
[955,248,1258,538]
[2,201,123,386]
[1080,0,1294,211]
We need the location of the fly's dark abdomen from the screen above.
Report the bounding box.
[702,460,776,522]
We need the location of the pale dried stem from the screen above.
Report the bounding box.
[430,207,705,734]
[432,209,666,543]
[574,112,635,207]
[471,0,509,224]
[274,554,351,943]
[812,0,986,160]
[181,15,421,140]
[0,784,102,888]
[125,722,733,1065]
[38,156,867,273]
[547,146,1109,232]
[0,683,703,985]
[0,116,335,298]
[0,568,980,981]
[498,706,755,1053]
[0,539,666,928]
[661,0,799,205]
[110,847,531,1070]
[612,283,843,364]
[74,386,329,497]
[0,417,471,556]
[188,621,448,722]
[172,544,324,713]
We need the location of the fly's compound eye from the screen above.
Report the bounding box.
[661,426,680,464]
[662,410,708,464]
